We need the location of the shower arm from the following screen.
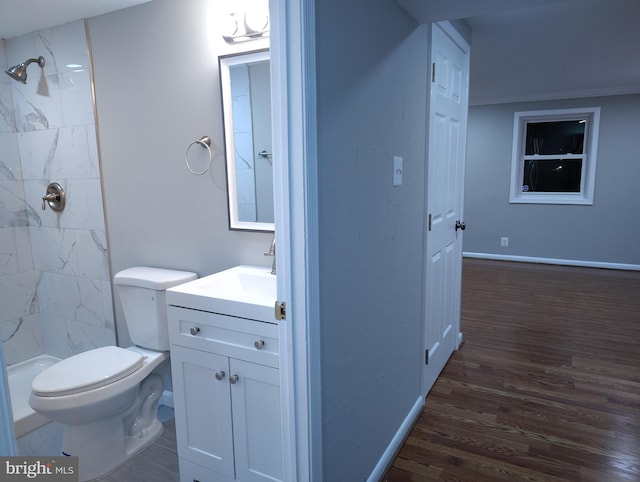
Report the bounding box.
[23,57,46,69]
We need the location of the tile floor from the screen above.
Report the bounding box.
[16,406,179,481]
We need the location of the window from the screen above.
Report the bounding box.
[510,107,600,204]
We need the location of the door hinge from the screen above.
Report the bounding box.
[432,62,436,83]
[425,348,429,365]
[428,213,432,231]
[275,301,286,321]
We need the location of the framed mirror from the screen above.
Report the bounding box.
[219,49,274,231]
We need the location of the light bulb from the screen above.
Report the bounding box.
[221,14,239,38]
[244,11,269,33]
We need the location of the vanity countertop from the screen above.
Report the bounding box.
[166,265,277,323]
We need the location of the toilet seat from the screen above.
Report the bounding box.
[32,346,145,397]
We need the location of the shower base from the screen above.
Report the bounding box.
[7,355,60,437]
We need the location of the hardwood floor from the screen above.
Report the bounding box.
[385,259,640,481]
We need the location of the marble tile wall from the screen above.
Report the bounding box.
[0,20,115,365]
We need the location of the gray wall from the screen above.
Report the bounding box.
[87,0,273,344]
[464,95,640,265]
[464,0,640,266]
[315,0,429,478]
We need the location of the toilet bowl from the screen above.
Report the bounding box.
[29,267,197,481]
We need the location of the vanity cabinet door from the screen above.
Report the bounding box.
[230,359,284,482]
[171,345,235,479]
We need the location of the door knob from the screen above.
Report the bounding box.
[215,371,225,381]
[229,374,239,384]
[455,220,466,231]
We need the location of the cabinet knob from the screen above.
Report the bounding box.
[189,326,200,336]
[215,371,225,381]
[254,340,265,350]
[229,374,239,384]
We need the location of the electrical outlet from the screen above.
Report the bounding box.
[500,237,509,247]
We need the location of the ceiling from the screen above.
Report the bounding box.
[3,0,638,102]
[396,0,568,24]
[0,0,624,39]
[0,0,153,39]
[1,0,571,40]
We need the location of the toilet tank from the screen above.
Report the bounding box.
[114,267,197,350]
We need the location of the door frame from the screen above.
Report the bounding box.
[270,0,319,480]
[421,21,470,398]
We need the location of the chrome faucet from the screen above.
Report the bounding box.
[264,237,276,275]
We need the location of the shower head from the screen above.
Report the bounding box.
[5,56,45,84]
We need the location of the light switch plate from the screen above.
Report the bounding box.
[393,156,403,186]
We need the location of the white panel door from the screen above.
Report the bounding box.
[423,23,469,395]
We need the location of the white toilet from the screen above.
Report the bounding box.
[29,267,197,481]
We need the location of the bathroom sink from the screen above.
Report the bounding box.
[166,265,277,322]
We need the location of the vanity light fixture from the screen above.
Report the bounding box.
[222,11,269,43]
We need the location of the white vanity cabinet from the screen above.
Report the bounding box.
[167,305,283,482]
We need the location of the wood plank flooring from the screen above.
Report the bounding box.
[385,259,640,481]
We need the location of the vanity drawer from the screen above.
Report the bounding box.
[168,306,279,367]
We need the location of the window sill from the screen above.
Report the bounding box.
[509,194,593,206]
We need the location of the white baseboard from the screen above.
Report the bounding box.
[463,252,640,271]
[160,390,174,409]
[367,395,424,482]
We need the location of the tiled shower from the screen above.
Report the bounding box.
[0,20,114,376]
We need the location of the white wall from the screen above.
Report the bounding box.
[87,0,274,344]
[314,0,429,478]
[464,95,640,266]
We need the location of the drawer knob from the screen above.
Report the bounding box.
[189,327,200,336]
[229,374,239,384]
[254,340,265,350]
[215,371,225,381]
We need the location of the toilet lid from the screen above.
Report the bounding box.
[32,346,145,397]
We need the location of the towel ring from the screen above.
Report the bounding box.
[185,136,212,175]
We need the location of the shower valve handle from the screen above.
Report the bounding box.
[42,193,58,210]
